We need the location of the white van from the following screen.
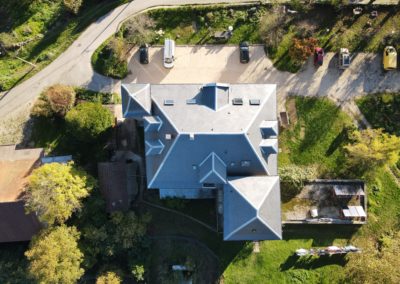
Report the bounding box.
[163,39,175,68]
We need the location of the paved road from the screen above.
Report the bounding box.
[0,0,259,120]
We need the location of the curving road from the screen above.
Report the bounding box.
[0,0,258,119]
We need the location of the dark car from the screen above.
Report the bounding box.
[314,47,324,66]
[139,44,149,64]
[239,41,250,63]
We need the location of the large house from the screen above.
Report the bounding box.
[122,83,281,240]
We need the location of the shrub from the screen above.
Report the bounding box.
[0,32,17,50]
[96,271,121,284]
[31,84,76,118]
[131,265,145,282]
[94,38,128,79]
[123,14,155,45]
[63,0,82,15]
[279,164,318,201]
[65,102,114,143]
[289,37,318,63]
[75,88,114,104]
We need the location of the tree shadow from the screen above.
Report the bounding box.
[280,253,348,271]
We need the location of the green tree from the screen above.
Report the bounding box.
[344,128,400,170]
[96,271,122,284]
[131,264,145,282]
[25,162,94,225]
[25,226,84,284]
[31,84,76,118]
[65,102,114,143]
[63,0,82,15]
[97,37,128,78]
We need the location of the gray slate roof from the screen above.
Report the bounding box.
[122,83,281,240]
[223,176,281,240]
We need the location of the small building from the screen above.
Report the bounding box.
[98,151,141,212]
[0,145,43,243]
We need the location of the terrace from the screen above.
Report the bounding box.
[282,180,366,225]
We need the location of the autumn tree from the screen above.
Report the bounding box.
[96,271,122,284]
[63,0,82,15]
[344,128,400,170]
[345,231,400,284]
[31,84,76,118]
[25,226,84,284]
[65,102,114,143]
[25,162,94,225]
[289,37,318,63]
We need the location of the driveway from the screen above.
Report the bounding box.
[125,45,400,108]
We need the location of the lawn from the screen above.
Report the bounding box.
[222,97,400,283]
[0,0,127,91]
[279,97,354,176]
[356,93,400,136]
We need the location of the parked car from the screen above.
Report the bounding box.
[314,47,324,66]
[239,41,250,63]
[339,48,350,69]
[163,39,175,69]
[139,44,149,64]
[383,46,397,71]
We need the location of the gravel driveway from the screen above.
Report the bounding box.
[125,45,400,108]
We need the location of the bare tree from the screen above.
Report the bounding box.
[123,14,155,45]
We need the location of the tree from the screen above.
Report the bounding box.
[96,271,122,284]
[63,0,82,15]
[25,162,94,225]
[131,264,145,282]
[97,37,128,78]
[123,14,155,45]
[279,164,318,201]
[289,37,318,63]
[31,84,76,117]
[344,128,400,170]
[345,231,400,284]
[65,102,114,143]
[25,226,84,284]
[110,211,151,251]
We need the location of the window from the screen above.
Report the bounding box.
[249,99,260,105]
[232,98,243,105]
[164,99,174,106]
[186,98,197,104]
[203,183,216,188]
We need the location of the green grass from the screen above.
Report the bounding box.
[356,93,400,136]
[149,6,263,45]
[0,0,127,91]
[223,97,400,283]
[279,97,353,176]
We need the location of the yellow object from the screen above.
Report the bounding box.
[383,46,397,70]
